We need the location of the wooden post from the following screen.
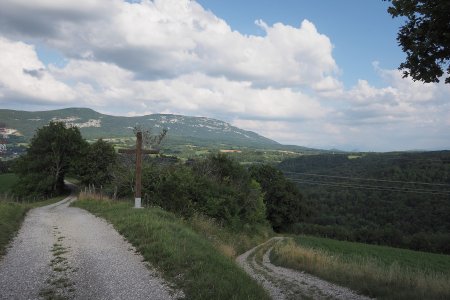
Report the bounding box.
[135,131,143,207]
[119,129,159,208]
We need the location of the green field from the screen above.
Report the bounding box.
[271,235,450,299]
[73,198,270,300]
[0,173,18,193]
[294,235,450,275]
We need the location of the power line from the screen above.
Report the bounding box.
[385,157,450,162]
[282,171,450,187]
[289,179,450,196]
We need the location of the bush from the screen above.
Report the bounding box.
[249,164,309,231]
[135,154,267,227]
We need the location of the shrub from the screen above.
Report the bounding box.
[135,154,267,227]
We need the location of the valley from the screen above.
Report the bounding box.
[1,108,449,299]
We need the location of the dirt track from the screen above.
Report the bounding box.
[236,237,371,300]
[0,194,177,300]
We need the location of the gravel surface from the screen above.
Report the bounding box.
[0,194,178,300]
[237,237,372,300]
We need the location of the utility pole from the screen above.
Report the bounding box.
[118,130,159,208]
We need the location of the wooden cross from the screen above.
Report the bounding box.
[118,130,159,208]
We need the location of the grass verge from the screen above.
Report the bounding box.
[0,173,18,194]
[0,195,67,258]
[271,236,450,300]
[72,198,271,300]
[188,213,272,257]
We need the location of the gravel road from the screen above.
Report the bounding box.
[237,237,372,300]
[0,194,178,300]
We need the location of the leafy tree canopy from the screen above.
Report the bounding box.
[385,0,450,83]
[77,139,116,187]
[14,122,87,196]
[249,164,309,231]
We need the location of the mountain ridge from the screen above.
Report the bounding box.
[1,107,282,148]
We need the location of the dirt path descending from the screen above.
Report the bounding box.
[237,237,372,300]
[0,194,178,300]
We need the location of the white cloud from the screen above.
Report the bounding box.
[50,60,329,121]
[0,37,75,104]
[0,0,339,89]
[341,66,449,128]
[0,0,448,151]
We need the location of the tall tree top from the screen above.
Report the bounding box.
[385,0,450,83]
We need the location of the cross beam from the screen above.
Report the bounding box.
[118,131,159,208]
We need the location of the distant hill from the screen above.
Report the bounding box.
[0,108,312,150]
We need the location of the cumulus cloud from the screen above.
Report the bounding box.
[50,60,329,121]
[0,37,75,104]
[0,0,448,151]
[0,0,339,89]
[341,66,449,127]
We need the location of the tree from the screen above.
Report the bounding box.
[78,139,116,187]
[385,0,450,83]
[249,164,309,231]
[14,122,86,196]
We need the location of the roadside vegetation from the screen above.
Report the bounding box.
[107,152,308,232]
[73,198,271,300]
[271,236,450,300]
[0,202,25,257]
[0,173,18,194]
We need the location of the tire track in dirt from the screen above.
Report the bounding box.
[237,237,372,300]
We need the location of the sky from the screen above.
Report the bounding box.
[0,0,449,151]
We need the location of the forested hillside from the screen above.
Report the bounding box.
[278,151,450,254]
[0,108,278,148]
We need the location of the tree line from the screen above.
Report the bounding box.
[11,122,308,231]
[279,152,450,254]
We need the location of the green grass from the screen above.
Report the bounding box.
[292,235,450,275]
[188,214,272,257]
[72,199,270,300]
[0,195,67,258]
[271,235,450,300]
[0,202,26,257]
[0,173,18,193]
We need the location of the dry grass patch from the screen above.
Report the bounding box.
[271,238,450,300]
[188,214,272,257]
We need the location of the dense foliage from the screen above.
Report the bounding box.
[0,160,13,174]
[385,0,450,83]
[77,139,116,187]
[12,123,116,198]
[249,164,310,231]
[279,151,450,254]
[13,122,87,196]
[110,154,307,229]
[112,154,267,227]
